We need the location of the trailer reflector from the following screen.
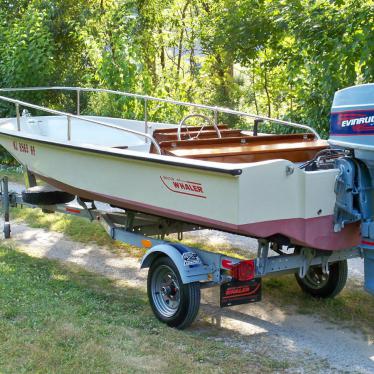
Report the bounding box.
[65,207,81,214]
[141,239,153,248]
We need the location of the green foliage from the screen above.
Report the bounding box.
[0,147,19,166]
[0,0,372,150]
[0,5,54,88]
[273,0,374,136]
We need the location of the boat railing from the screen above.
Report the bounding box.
[0,93,163,154]
[0,86,321,140]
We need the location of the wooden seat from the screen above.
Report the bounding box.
[151,127,328,163]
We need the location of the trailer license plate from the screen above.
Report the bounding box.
[220,278,261,307]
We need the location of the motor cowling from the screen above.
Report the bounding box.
[329,83,374,148]
[329,84,374,295]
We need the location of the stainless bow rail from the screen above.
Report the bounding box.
[0,86,321,140]
[0,94,163,154]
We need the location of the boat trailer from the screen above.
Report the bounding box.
[0,174,363,329]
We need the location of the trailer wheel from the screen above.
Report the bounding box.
[147,256,200,329]
[3,222,10,239]
[22,185,75,205]
[295,259,348,298]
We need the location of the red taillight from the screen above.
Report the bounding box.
[231,260,255,281]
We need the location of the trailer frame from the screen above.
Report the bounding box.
[0,175,362,328]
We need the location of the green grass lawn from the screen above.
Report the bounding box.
[8,207,374,342]
[0,244,292,373]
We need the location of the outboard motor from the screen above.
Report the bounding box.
[329,83,374,295]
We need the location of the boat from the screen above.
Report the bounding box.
[0,86,369,253]
[0,85,373,328]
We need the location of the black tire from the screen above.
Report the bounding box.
[22,185,75,205]
[3,223,10,239]
[147,256,200,329]
[295,259,348,298]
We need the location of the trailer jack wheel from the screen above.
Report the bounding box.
[147,256,200,329]
[295,259,348,298]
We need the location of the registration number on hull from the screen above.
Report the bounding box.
[12,141,36,156]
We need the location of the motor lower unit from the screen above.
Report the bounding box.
[329,83,374,295]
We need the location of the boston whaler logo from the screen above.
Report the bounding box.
[160,176,206,198]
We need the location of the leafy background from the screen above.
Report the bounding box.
[0,0,373,164]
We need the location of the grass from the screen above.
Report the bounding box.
[8,206,374,341]
[0,244,292,373]
[11,207,145,258]
[10,207,246,260]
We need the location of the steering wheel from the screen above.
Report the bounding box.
[177,113,222,141]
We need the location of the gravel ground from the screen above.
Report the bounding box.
[3,181,373,372]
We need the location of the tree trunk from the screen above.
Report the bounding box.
[252,66,259,115]
[263,67,271,117]
[158,27,165,71]
[177,0,191,78]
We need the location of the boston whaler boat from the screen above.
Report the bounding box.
[0,85,373,328]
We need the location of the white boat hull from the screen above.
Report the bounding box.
[0,116,359,251]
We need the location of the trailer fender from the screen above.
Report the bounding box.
[140,244,211,284]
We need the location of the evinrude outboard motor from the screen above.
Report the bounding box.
[329,83,374,295]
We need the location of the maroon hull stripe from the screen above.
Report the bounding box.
[241,216,359,251]
[35,173,360,251]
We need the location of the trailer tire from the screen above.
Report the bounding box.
[147,256,200,329]
[3,222,10,239]
[295,259,348,298]
[22,185,75,205]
